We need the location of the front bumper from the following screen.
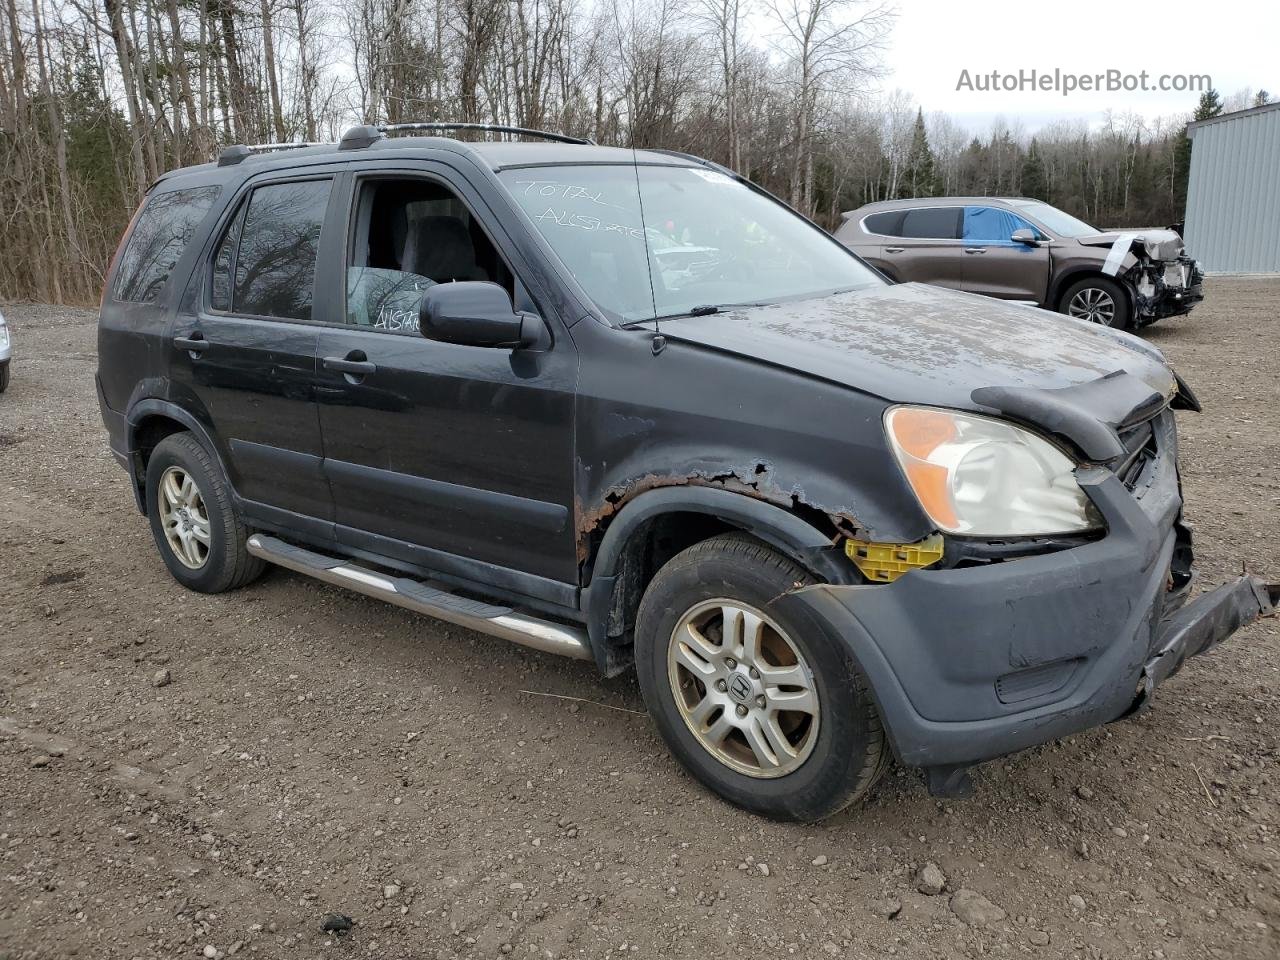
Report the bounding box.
[780,423,1275,776]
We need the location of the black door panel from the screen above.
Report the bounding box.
[168,171,342,521]
[315,327,577,583]
[170,317,328,517]
[313,167,580,587]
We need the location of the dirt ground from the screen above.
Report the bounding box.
[0,279,1277,960]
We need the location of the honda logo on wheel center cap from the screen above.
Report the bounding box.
[728,673,752,703]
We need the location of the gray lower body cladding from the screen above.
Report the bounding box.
[779,430,1276,771]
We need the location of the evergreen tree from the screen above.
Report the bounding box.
[1172,88,1224,217]
[902,109,938,198]
[1255,90,1273,107]
[1019,138,1048,200]
[1193,89,1224,120]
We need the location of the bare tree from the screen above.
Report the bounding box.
[766,0,892,213]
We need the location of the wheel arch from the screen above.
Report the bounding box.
[1050,267,1135,313]
[125,400,228,515]
[581,486,856,676]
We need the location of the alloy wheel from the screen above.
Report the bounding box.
[666,598,820,778]
[1068,287,1116,325]
[157,465,211,569]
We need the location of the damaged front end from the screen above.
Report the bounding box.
[1086,229,1205,325]
[778,371,1276,797]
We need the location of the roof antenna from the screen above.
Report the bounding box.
[631,141,662,348]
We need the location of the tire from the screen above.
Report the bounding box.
[144,432,265,593]
[0,362,9,393]
[1059,276,1131,329]
[634,534,888,821]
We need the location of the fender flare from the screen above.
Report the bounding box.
[580,486,854,675]
[124,399,228,513]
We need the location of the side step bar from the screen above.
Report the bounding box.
[246,534,592,661]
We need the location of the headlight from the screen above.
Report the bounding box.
[885,406,1102,537]
[0,322,8,350]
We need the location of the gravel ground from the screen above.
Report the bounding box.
[0,279,1277,960]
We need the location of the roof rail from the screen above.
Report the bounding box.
[645,148,741,180]
[217,142,327,166]
[339,122,593,150]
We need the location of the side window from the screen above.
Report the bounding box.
[114,185,221,303]
[899,207,961,240]
[215,179,331,322]
[863,211,905,237]
[962,206,1041,243]
[345,177,514,333]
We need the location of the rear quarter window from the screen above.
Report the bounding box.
[113,185,221,303]
[862,211,906,237]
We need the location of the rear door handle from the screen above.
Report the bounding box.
[963,247,987,254]
[884,246,905,254]
[173,333,207,354]
[322,355,377,376]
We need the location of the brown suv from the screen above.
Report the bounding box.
[835,197,1203,330]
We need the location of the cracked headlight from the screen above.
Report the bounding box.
[885,406,1102,537]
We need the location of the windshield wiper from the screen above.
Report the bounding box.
[653,302,770,321]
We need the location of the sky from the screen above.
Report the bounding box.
[878,0,1279,132]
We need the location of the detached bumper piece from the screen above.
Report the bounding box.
[1139,575,1279,698]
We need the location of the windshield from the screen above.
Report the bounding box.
[1008,200,1098,239]
[500,164,882,323]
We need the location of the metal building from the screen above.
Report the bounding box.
[1183,101,1280,274]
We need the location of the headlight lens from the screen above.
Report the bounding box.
[0,322,8,349]
[885,406,1102,537]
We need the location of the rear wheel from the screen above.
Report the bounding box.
[1060,276,1131,329]
[635,534,887,821]
[145,432,265,593]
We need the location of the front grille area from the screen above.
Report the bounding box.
[1115,416,1159,490]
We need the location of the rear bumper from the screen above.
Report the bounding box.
[96,373,130,470]
[781,449,1275,772]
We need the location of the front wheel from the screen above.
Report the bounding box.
[635,534,887,821]
[1060,276,1131,329]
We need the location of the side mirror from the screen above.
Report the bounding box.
[1011,228,1040,246]
[419,281,541,349]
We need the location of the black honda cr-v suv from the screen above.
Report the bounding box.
[97,123,1276,821]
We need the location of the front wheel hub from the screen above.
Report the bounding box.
[666,599,821,778]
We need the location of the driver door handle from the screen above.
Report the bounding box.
[322,355,377,375]
[173,333,207,354]
[883,246,905,254]
[964,247,987,254]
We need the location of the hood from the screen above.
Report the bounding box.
[1074,228,1185,261]
[661,283,1176,457]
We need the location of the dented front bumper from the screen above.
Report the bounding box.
[780,428,1276,779]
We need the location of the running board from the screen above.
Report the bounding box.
[245,534,592,661]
